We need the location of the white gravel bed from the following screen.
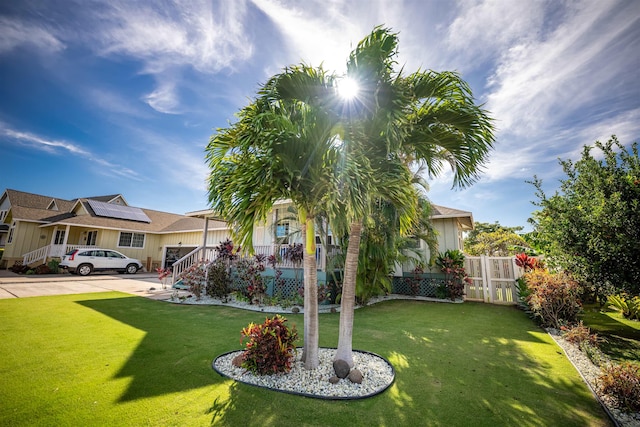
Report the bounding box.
[548,328,640,427]
[213,347,395,399]
[167,292,460,313]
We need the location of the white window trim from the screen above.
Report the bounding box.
[7,221,16,244]
[117,231,145,249]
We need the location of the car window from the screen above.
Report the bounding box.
[79,250,93,256]
[106,251,124,258]
[94,250,106,257]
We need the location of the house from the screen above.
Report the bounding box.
[1,188,474,292]
[0,189,229,271]
[180,200,474,283]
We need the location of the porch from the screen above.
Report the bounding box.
[170,243,340,286]
[21,243,96,266]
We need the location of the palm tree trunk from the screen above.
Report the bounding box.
[301,215,319,369]
[334,219,363,367]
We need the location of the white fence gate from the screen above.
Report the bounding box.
[463,256,523,305]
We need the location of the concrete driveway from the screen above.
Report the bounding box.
[0,270,177,300]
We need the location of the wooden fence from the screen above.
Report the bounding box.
[463,256,524,305]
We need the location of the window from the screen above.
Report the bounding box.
[106,250,124,258]
[0,210,7,222]
[86,230,97,246]
[118,232,145,248]
[276,222,289,244]
[54,229,65,245]
[7,221,15,244]
[406,236,422,249]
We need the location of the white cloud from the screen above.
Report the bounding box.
[88,88,150,118]
[0,16,65,54]
[1,125,89,156]
[447,0,544,61]
[485,1,637,135]
[250,0,386,74]
[0,123,140,180]
[94,0,253,74]
[143,81,181,114]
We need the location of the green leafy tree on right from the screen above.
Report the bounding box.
[528,136,640,299]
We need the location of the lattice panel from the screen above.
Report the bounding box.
[271,277,303,298]
[392,277,445,298]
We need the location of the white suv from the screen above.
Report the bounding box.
[60,248,143,276]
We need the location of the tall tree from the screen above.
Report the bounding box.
[206,65,341,369]
[529,136,640,297]
[333,27,496,366]
[464,221,531,256]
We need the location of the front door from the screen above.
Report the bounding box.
[86,230,98,246]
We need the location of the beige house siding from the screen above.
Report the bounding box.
[4,221,47,264]
[1,189,235,270]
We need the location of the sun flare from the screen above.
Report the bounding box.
[338,77,359,100]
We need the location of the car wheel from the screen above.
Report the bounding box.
[125,264,139,274]
[77,264,93,276]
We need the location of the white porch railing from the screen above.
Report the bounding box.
[170,246,219,285]
[22,246,50,266]
[170,244,338,286]
[22,244,96,266]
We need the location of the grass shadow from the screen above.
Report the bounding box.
[76,294,254,402]
[580,305,640,363]
[204,300,613,427]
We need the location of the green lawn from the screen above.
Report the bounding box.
[580,304,640,364]
[0,294,612,426]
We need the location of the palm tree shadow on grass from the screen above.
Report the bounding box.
[203,300,612,427]
[76,295,251,403]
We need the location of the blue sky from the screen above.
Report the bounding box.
[1,0,638,230]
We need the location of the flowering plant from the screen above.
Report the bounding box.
[435,250,468,300]
[515,253,538,271]
[156,267,172,289]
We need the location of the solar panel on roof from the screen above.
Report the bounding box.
[87,199,151,223]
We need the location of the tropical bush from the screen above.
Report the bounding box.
[529,137,640,298]
[240,315,299,375]
[206,259,231,300]
[435,250,469,301]
[523,269,582,328]
[607,294,640,320]
[597,362,640,411]
[561,321,599,347]
[235,255,266,304]
[47,259,60,274]
[560,321,607,366]
[179,261,207,299]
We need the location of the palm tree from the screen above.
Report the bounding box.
[333,27,495,366]
[206,65,341,369]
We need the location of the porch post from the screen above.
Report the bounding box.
[62,224,70,252]
[49,226,58,247]
[202,217,209,249]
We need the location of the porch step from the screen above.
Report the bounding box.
[172,279,188,290]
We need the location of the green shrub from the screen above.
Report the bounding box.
[561,322,608,366]
[47,259,60,274]
[561,321,599,347]
[597,362,640,411]
[235,255,266,304]
[240,315,298,375]
[206,259,230,300]
[523,270,582,328]
[607,294,640,320]
[179,261,206,299]
[435,249,469,300]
